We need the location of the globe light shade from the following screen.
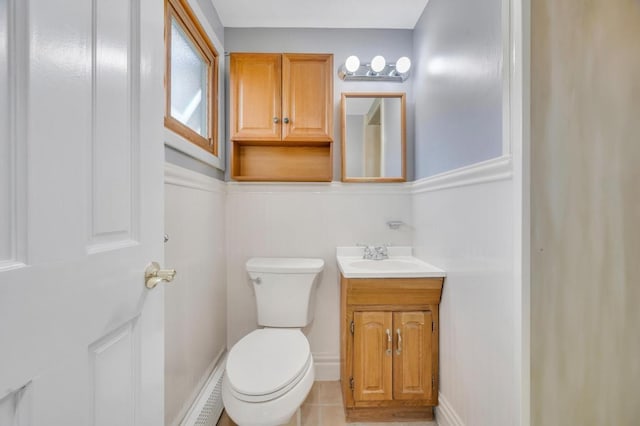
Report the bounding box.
[345,55,360,73]
[370,55,386,73]
[396,56,411,74]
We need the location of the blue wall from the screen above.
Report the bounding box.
[224,27,414,181]
[412,0,503,179]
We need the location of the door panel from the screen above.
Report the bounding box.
[353,311,393,402]
[0,0,12,266]
[90,320,138,426]
[90,0,139,250]
[0,0,165,424]
[393,311,433,401]
[230,53,281,141]
[282,54,332,142]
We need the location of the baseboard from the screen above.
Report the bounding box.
[436,393,465,426]
[179,352,227,426]
[313,354,340,381]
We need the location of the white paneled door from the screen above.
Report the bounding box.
[0,0,165,424]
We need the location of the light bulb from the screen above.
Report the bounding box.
[345,55,360,73]
[370,55,386,73]
[396,57,411,74]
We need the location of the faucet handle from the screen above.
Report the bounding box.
[373,244,389,259]
[361,244,375,259]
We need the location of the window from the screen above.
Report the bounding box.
[165,0,218,156]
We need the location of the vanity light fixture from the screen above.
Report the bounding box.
[370,55,386,73]
[395,56,411,74]
[345,55,360,73]
[338,55,411,82]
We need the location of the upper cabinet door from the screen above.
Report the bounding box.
[230,53,282,141]
[282,54,333,142]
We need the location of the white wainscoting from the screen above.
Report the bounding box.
[412,155,512,194]
[412,157,517,426]
[225,182,413,380]
[164,164,227,425]
[169,154,519,423]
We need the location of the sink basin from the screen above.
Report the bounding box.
[336,247,446,278]
[349,259,421,271]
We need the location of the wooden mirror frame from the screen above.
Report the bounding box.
[341,92,406,182]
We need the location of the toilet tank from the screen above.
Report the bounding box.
[246,258,325,327]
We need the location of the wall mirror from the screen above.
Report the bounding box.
[341,92,406,182]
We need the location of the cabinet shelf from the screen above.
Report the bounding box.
[230,143,332,182]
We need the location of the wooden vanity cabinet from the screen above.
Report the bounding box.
[340,275,444,422]
[229,53,333,181]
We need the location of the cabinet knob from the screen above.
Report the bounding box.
[273,117,280,124]
[283,117,290,124]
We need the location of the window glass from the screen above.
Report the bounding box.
[170,18,207,137]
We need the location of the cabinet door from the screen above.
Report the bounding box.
[353,312,393,401]
[282,54,333,142]
[230,53,282,141]
[393,311,434,401]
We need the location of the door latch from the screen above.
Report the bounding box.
[144,262,177,289]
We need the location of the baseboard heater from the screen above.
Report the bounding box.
[180,355,226,426]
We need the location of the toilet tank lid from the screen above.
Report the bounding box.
[246,257,325,274]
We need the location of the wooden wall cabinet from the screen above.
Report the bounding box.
[340,275,444,422]
[229,53,333,181]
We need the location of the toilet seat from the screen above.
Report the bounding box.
[226,329,311,403]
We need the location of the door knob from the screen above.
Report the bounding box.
[144,262,176,289]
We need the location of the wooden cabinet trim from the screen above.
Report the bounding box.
[347,277,444,306]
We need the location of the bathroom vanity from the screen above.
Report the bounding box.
[337,248,445,422]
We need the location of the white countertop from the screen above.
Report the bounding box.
[336,246,446,278]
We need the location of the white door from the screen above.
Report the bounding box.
[0,0,166,424]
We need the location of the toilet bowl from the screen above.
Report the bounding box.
[222,329,314,426]
[222,257,324,426]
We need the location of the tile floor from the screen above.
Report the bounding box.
[217,381,437,426]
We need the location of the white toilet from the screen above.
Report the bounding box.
[222,257,325,426]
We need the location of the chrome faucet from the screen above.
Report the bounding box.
[362,244,389,260]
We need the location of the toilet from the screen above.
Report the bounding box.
[222,257,325,426]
